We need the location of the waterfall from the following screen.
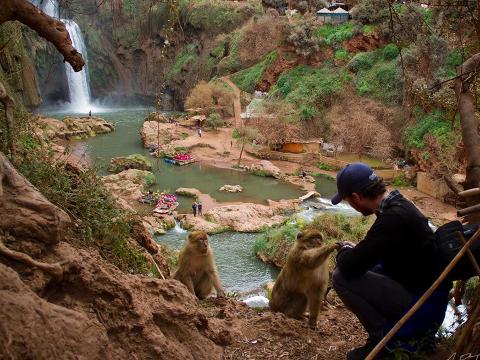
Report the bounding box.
[63,20,92,113]
[30,0,93,113]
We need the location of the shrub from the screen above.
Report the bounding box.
[316,162,334,171]
[347,51,378,72]
[382,43,399,60]
[299,105,316,121]
[16,142,151,274]
[230,51,278,93]
[206,112,224,130]
[405,109,458,150]
[185,81,214,110]
[362,24,375,35]
[334,48,350,61]
[314,22,354,45]
[391,174,409,187]
[355,56,402,105]
[330,102,393,159]
[352,0,389,24]
[287,17,323,59]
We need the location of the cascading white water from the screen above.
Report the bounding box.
[30,0,93,113]
[63,20,92,113]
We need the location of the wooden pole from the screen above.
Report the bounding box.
[458,232,480,276]
[457,203,480,217]
[365,227,480,360]
[453,232,480,358]
[459,187,480,198]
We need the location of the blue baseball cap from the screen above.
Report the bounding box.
[331,162,379,205]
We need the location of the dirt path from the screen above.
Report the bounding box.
[222,77,242,128]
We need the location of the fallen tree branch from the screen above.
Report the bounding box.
[0,238,64,280]
[0,0,85,71]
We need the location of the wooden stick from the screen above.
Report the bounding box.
[457,203,480,217]
[454,296,480,358]
[365,227,480,360]
[458,232,480,276]
[458,187,480,198]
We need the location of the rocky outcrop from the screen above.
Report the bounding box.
[179,215,229,234]
[0,262,110,358]
[34,116,114,140]
[180,200,299,233]
[0,152,71,245]
[143,215,176,235]
[219,185,243,193]
[175,187,202,198]
[101,169,156,209]
[108,154,152,173]
[250,160,281,179]
[140,121,180,149]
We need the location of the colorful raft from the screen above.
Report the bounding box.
[153,193,179,215]
[163,153,195,166]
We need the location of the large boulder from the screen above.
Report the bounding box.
[101,169,156,207]
[140,121,179,148]
[108,154,152,173]
[219,185,243,193]
[175,187,202,198]
[34,116,114,140]
[64,116,114,136]
[250,160,281,179]
[179,215,229,234]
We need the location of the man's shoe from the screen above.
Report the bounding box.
[347,338,390,360]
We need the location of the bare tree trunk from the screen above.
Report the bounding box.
[454,53,480,223]
[0,0,85,72]
[238,142,245,165]
[0,81,16,157]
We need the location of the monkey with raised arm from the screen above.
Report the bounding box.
[270,229,340,328]
[173,231,225,299]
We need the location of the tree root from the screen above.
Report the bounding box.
[0,81,16,158]
[0,239,65,280]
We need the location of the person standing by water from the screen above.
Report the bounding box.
[192,201,198,217]
[197,202,203,216]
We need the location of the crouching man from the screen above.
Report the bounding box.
[331,163,450,359]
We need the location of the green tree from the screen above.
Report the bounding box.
[234,127,258,165]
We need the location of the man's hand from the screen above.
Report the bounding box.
[338,241,356,248]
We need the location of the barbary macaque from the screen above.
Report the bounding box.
[173,231,225,299]
[270,229,340,328]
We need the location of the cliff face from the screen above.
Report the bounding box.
[0,22,41,109]
[28,0,264,108]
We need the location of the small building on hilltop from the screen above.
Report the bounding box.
[317,7,350,23]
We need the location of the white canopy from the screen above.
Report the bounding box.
[317,7,332,14]
[333,7,349,13]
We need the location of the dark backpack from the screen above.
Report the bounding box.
[435,221,480,281]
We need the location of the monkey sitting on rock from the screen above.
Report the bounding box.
[174,231,225,299]
[269,229,341,328]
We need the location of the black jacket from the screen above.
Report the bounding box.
[336,191,441,293]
